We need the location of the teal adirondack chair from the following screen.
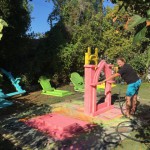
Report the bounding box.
[70,72,84,92]
[38,76,72,97]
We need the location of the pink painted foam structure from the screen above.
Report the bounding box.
[84,60,114,116]
[25,113,93,140]
[24,60,123,141]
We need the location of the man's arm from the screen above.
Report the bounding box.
[100,73,120,84]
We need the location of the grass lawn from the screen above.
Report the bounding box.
[112,82,150,104]
[112,82,150,150]
[0,82,149,149]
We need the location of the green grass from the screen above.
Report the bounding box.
[112,83,150,103]
[114,139,148,150]
[138,83,150,100]
[0,83,149,149]
[112,82,150,150]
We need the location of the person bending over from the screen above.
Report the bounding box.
[100,57,141,118]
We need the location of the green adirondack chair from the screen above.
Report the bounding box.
[38,76,54,92]
[70,72,104,92]
[38,76,72,97]
[70,72,84,92]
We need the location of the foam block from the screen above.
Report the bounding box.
[98,108,123,120]
[25,113,93,140]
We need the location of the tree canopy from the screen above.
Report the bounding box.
[0,18,7,40]
[0,0,31,70]
[110,0,150,43]
[0,0,149,86]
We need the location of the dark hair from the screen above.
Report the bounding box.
[117,57,126,63]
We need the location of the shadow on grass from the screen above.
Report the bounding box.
[135,104,150,142]
[0,136,22,150]
[108,104,150,150]
[0,97,53,150]
[0,95,149,149]
[0,96,121,150]
[58,126,106,149]
[96,96,150,150]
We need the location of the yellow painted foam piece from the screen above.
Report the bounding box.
[85,47,99,65]
[97,83,116,89]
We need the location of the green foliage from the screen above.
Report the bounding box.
[111,0,150,17]
[0,0,31,81]
[0,18,7,83]
[127,15,146,30]
[0,0,149,87]
[41,2,148,83]
[0,74,3,83]
[129,53,147,75]
[0,0,31,36]
[133,26,147,44]
[0,0,31,59]
[111,0,150,44]
[0,18,8,40]
[45,0,104,81]
[58,43,84,74]
[99,7,133,60]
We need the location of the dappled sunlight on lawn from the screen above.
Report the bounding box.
[0,84,149,149]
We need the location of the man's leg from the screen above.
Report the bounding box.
[125,96,131,117]
[131,94,138,114]
[125,80,141,117]
[131,82,141,115]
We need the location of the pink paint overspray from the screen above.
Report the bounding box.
[84,60,114,116]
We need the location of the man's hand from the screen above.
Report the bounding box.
[97,73,120,86]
